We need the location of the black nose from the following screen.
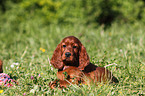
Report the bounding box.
[65,52,71,57]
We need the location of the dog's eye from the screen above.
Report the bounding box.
[73,46,77,48]
[63,45,66,48]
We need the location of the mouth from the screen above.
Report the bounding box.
[62,56,74,65]
[62,60,73,66]
[62,58,71,62]
[62,57,78,67]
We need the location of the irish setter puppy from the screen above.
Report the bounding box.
[50,36,118,89]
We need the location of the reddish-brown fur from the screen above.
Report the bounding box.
[0,60,3,73]
[51,36,89,70]
[49,36,118,89]
[49,66,89,89]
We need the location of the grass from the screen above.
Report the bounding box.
[0,21,145,95]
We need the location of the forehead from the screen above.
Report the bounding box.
[61,37,80,45]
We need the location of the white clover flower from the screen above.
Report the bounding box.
[51,67,53,70]
[11,65,14,68]
[13,62,19,65]
[30,89,35,93]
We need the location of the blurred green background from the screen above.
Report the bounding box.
[1,0,145,27]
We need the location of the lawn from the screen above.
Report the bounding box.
[0,21,145,95]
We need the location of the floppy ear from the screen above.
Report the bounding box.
[78,44,90,70]
[50,43,64,70]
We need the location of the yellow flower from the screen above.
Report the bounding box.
[98,93,101,95]
[10,71,12,73]
[40,48,43,50]
[85,84,87,85]
[0,90,3,93]
[41,73,43,75]
[119,91,122,94]
[40,48,45,52]
[100,84,103,87]
[42,49,45,52]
